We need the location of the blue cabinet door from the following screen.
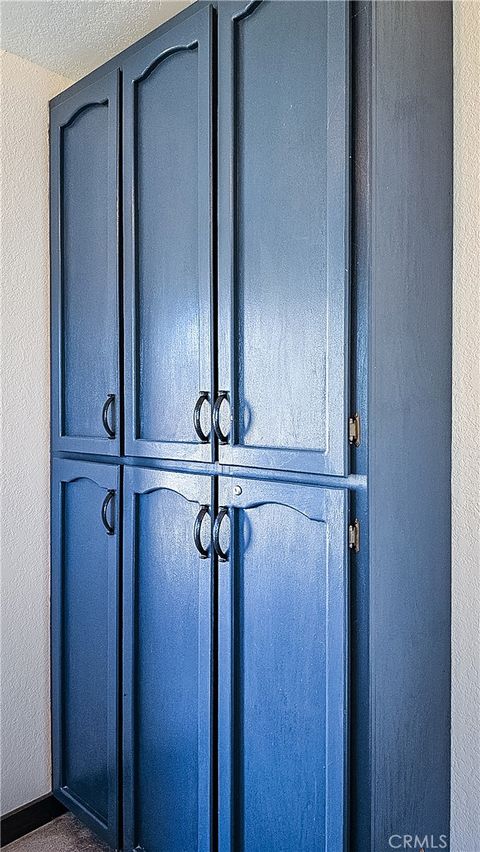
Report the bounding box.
[123,467,213,852]
[50,73,120,456]
[217,1,350,475]
[123,6,214,463]
[217,476,349,851]
[51,459,119,847]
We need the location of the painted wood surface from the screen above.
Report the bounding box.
[217,476,349,851]
[217,0,350,475]
[48,3,454,851]
[123,6,214,463]
[50,73,120,456]
[122,467,213,852]
[368,2,452,848]
[51,458,120,848]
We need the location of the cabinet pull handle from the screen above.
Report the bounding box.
[101,490,115,535]
[213,506,230,562]
[212,391,230,444]
[193,505,210,559]
[102,394,115,438]
[193,391,211,443]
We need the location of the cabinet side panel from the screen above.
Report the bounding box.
[369,2,452,848]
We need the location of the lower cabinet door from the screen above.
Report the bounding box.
[51,458,120,847]
[217,477,349,852]
[123,467,214,852]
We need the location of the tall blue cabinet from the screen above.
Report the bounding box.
[50,3,452,851]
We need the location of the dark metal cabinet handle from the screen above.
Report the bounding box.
[193,505,211,559]
[212,391,230,444]
[193,391,211,443]
[213,506,230,562]
[101,490,115,535]
[102,394,115,438]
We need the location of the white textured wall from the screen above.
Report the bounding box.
[451,3,480,851]
[0,51,71,815]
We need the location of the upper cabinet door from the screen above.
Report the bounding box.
[123,7,213,463]
[51,73,120,456]
[217,1,350,475]
[216,476,349,851]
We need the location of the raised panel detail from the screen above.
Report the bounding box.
[61,477,110,819]
[236,2,328,452]
[62,104,110,437]
[238,503,328,848]
[136,47,199,443]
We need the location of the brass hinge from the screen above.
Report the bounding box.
[348,519,360,553]
[348,413,361,447]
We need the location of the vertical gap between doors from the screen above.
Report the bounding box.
[117,463,124,850]
[211,5,219,469]
[118,68,125,459]
[117,66,124,851]
[349,3,372,851]
[211,7,219,852]
[211,476,219,852]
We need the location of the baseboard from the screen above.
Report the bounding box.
[1,794,67,847]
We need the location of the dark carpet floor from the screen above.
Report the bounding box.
[4,813,111,851]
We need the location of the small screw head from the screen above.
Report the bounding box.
[233,485,242,496]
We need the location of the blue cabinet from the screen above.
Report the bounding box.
[51,459,120,847]
[122,468,213,852]
[123,7,213,463]
[50,3,453,851]
[50,75,120,456]
[216,477,348,851]
[216,1,350,475]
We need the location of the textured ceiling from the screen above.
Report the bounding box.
[0,0,192,81]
